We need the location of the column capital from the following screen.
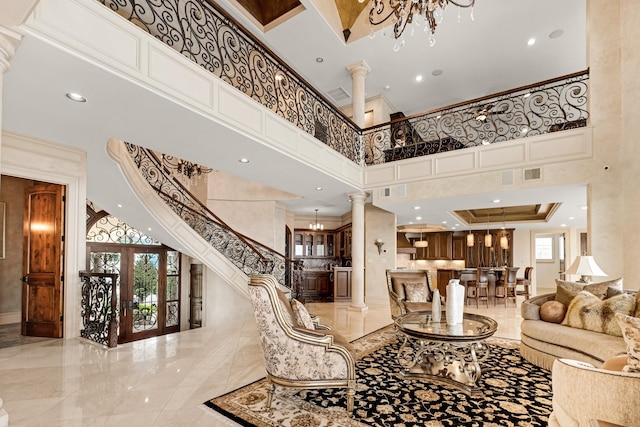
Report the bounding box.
[0,32,19,73]
[346,60,371,77]
[348,191,369,203]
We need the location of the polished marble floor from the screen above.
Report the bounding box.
[0,297,524,426]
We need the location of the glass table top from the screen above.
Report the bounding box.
[395,311,498,341]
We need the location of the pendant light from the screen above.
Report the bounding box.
[414,229,428,248]
[309,209,324,231]
[484,212,492,247]
[500,208,509,249]
[466,230,475,247]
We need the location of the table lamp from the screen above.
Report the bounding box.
[563,256,607,284]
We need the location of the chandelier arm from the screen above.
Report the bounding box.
[445,0,475,8]
[368,2,398,27]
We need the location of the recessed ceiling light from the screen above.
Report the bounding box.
[560,223,567,227]
[455,223,460,227]
[549,29,564,39]
[527,38,536,46]
[315,57,324,63]
[451,227,457,230]
[239,158,249,163]
[117,204,122,208]
[384,85,391,90]
[431,69,443,77]
[416,216,422,220]
[581,205,588,210]
[415,75,423,82]
[315,187,323,191]
[408,221,414,224]
[414,206,421,210]
[147,227,152,231]
[442,221,447,224]
[66,92,87,102]
[492,199,501,203]
[568,216,575,220]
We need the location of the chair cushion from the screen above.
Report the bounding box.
[615,313,640,373]
[291,299,315,329]
[404,281,428,302]
[275,287,296,326]
[293,326,356,357]
[562,291,635,337]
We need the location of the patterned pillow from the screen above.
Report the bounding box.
[562,291,636,336]
[615,313,640,373]
[290,299,315,329]
[403,282,428,302]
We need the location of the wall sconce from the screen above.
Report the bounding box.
[375,238,385,255]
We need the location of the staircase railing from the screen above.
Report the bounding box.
[79,271,118,348]
[124,142,303,292]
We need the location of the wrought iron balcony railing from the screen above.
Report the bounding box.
[364,71,589,165]
[98,1,588,167]
[101,0,362,164]
[124,142,304,292]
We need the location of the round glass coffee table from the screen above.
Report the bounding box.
[394,311,498,397]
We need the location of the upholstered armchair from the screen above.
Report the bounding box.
[248,274,356,414]
[549,358,640,427]
[385,269,434,319]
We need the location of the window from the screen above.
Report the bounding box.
[535,237,554,261]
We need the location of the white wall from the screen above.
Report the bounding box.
[364,203,396,304]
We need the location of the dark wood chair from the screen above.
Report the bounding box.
[495,267,519,306]
[516,267,534,300]
[466,267,490,308]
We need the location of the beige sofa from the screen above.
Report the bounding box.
[549,357,640,427]
[520,293,628,371]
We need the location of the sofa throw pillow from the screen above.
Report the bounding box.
[584,278,623,299]
[554,280,585,306]
[404,282,428,302]
[614,313,640,373]
[540,300,567,323]
[562,291,636,337]
[291,299,315,330]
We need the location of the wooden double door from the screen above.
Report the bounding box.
[87,244,180,343]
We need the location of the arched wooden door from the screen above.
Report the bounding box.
[22,183,65,338]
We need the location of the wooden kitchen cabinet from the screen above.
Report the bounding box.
[452,234,466,260]
[332,267,352,301]
[302,271,332,302]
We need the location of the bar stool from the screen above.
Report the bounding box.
[495,267,519,306]
[466,267,490,308]
[516,267,534,300]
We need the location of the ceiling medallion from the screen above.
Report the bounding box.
[367,0,475,51]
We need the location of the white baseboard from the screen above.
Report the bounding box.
[0,312,21,325]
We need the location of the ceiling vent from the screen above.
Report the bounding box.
[524,167,542,181]
[327,87,351,103]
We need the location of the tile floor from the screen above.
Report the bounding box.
[0,297,524,426]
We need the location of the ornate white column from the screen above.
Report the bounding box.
[348,191,368,311]
[346,60,371,128]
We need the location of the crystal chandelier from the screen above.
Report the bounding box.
[367,0,475,50]
[309,209,324,231]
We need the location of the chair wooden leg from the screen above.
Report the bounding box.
[346,383,355,415]
[266,381,275,408]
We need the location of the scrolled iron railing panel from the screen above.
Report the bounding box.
[100,0,362,164]
[80,272,118,347]
[124,142,288,287]
[365,72,589,165]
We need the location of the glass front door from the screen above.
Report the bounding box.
[88,245,180,343]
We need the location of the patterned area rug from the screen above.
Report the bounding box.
[203,326,552,426]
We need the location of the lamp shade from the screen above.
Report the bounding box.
[564,256,607,277]
[414,240,428,248]
[466,232,474,247]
